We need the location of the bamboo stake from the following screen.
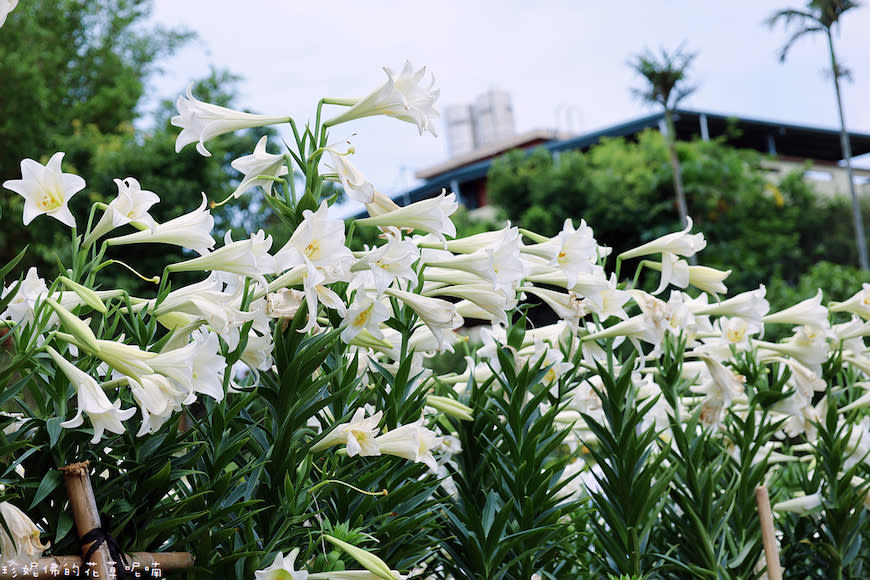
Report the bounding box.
[0,552,194,578]
[59,461,115,578]
[755,485,783,580]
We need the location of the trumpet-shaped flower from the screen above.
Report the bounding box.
[47,347,135,443]
[130,373,194,436]
[373,418,442,473]
[427,284,514,327]
[356,190,457,244]
[172,85,290,157]
[0,1,18,28]
[687,264,730,296]
[275,201,353,275]
[84,177,160,246]
[254,549,308,580]
[325,61,439,136]
[773,492,822,515]
[619,217,706,260]
[762,289,829,332]
[691,285,769,332]
[1,267,48,325]
[311,408,383,456]
[341,292,391,344]
[527,219,601,288]
[384,288,462,351]
[167,230,278,286]
[829,283,870,319]
[3,152,85,227]
[106,195,215,254]
[229,136,288,199]
[355,234,419,294]
[0,502,49,562]
[326,147,375,204]
[520,286,587,327]
[649,252,690,295]
[151,329,225,402]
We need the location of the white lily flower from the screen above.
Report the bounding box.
[0,0,18,28]
[520,286,587,327]
[687,264,730,296]
[773,492,822,515]
[0,502,49,562]
[172,84,289,157]
[762,289,829,332]
[3,152,85,227]
[355,234,419,294]
[266,288,305,319]
[384,288,462,350]
[152,329,225,402]
[86,338,156,384]
[1,267,48,325]
[830,283,870,320]
[326,147,375,204]
[648,252,690,295]
[275,201,353,275]
[341,292,391,344]
[619,217,706,260]
[130,373,193,436]
[167,230,278,286]
[772,391,821,441]
[310,408,383,456]
[690,285,769,332]
[757,326,830,375]
[364,190,402,218]
[229,136,288,199]
[106,194,215,254]
[427,284,513,327]
[325,61,439,136]
[373,418,442,473]
[47,347,135,443]
[526,219,601,288]
[254,548,308,580]
[356,190,458,244]
[84,177,160,247]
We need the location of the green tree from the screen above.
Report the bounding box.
[487,132,858,297]
[629,45,697,230]
[768,0,868,270]
[0,0,190,266]
[0,1,274,295]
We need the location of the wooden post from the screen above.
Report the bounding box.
[59,461,115,578]
[755,485,783,580]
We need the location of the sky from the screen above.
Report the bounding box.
[146,0,870,199]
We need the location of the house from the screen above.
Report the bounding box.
[404,109,870,211]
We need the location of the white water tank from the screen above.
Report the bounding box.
[472,88,515,147]
[445,104,476,158]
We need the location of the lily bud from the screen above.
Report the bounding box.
[426,395,473,421]
[57,276,107,314]
[44,297,100,353]
[323,535,396,580]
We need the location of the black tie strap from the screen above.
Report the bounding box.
[79,513,130,578]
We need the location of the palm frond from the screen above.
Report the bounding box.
[778,25,825,61]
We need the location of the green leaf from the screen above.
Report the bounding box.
[46,417,64,448]
[30,469,62,509]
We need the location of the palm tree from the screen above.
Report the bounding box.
[629,45,697,230]
[769,0,868,270]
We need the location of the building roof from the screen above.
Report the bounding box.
[401,109,870,205]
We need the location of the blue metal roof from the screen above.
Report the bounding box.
[395,109,870,207]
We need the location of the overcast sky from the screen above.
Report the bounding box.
[147,0,870,197]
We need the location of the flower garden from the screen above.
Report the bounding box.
[0,43,869,579]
